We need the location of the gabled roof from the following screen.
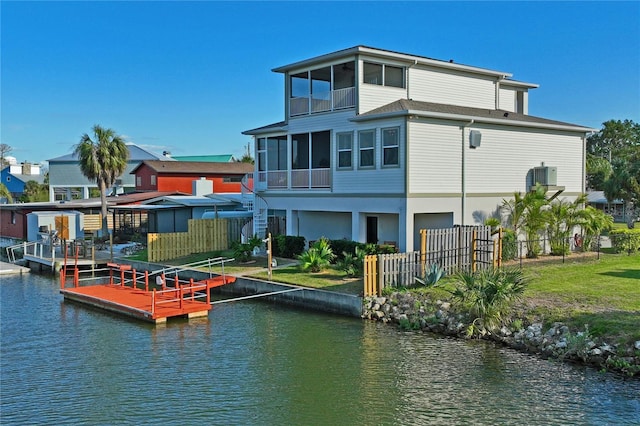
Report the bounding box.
[130,160,253,175]
[352,99,595,132]
[2,172,47,185]
[48,143,167,162]
[272,45,513,79]
[171,154,236,162]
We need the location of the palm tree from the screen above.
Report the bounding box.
[74,125,129,235]
[578,206,614,250]
[545,194,587,255]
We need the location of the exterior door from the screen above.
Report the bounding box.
[366,216,378,244]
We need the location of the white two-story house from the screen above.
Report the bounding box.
[243,46,593,252]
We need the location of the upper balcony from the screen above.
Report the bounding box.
[290,86,356,116]
[289,61,355,117]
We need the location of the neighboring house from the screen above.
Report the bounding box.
[243,45,593,251]
[586,191,626,222]
[0,191,183,240]
[113,194,248,234]
[48,143,170,202]
[130,160,254,194]
[1,161,46,200]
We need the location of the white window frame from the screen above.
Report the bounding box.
[136,176,142,187]
[358,129,376,169]
[150,175,156,186]
[382,127,400,167]
[336,132,353,170]
[363,62,406,88]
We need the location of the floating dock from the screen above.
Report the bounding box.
[60,262,235,324]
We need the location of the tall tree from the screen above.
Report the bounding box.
[586,119,640,190]
[603,147,640,227]
[74,125,129,234]
[0,143,12,168]
[20,180,49,202]
[587,119,640,160]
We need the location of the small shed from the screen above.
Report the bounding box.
[26,211,85,242]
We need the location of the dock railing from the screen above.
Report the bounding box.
[61,262,212,315]
[6,241,47,264]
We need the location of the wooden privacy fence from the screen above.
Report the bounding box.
[148,218,229,262]
[364,226,500,297]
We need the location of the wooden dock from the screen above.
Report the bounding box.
[60,263,235,324]
[15,241,111,272]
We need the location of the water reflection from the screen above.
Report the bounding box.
[1,274,639,425]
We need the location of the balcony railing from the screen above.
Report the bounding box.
[257,169,330,190]
[290,87,355,116]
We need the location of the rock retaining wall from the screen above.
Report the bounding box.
[363,292,640,377]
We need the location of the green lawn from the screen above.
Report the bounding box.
[519,254,640,344]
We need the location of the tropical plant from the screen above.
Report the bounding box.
[501,191,527,234]
[19,180,48,202]
[74,125,129,234]
[577,206,613,250]
[520,184,549,257]
[231,235,262,263]
[298,237,335,273]
[0,183,13,203]
[336,246,366,277]
[501,228,518,261]
[448,267,528,337]
[545,194,587,255]
[415,263,446,287]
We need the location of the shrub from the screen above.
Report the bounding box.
[549,237,571,256]
[298,237,335,272]
[609,228,640,253]
[448,267,528,337]
[328,239,360,262]
[273,235,306,258]
[336,246,366,277]
[501,229,518,260]
[231,235,262,263]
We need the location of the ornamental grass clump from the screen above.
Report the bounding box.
[448,267,528,337]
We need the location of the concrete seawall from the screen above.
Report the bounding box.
[121,259,363,318]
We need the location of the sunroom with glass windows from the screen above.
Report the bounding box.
[289,61,356,116]
[256,131,331,190]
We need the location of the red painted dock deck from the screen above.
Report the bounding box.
[60,263,235,324]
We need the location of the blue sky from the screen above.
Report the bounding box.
[2,1,639,166]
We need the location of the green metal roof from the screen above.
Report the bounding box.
[171,154,236,162]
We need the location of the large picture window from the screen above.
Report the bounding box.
[337,132,353,169]
[358,130,376,169]
[382,127,400,166]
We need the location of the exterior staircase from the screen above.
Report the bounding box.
[241,174,268,239]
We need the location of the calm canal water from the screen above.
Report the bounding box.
[1,273,639,425]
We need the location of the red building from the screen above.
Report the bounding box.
[131,161,253,194]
